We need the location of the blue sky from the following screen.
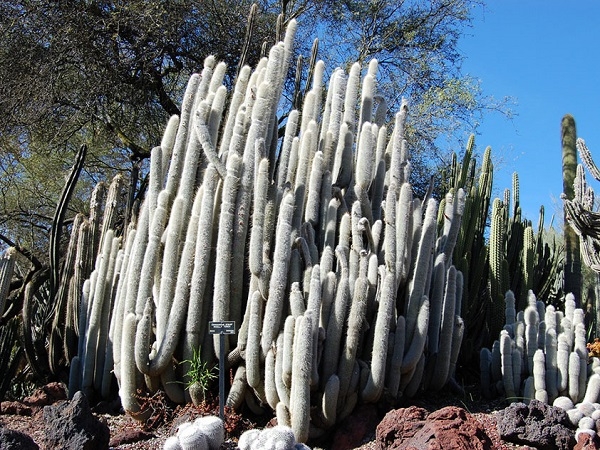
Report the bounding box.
[460,1,600,227]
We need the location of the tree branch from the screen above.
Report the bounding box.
[0,232,43,270]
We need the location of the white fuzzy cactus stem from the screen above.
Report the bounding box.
[290,313,313,443]
[212,153,242,355]
[362,266,395,402]
[405,198,437,341]
[0,247,16,317]
[261,192,295,355]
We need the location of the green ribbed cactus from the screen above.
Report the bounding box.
[488,198,508,342]
[446,137,563,365]
[562,114,582,302]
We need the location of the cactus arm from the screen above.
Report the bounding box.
[249,158,270,277]
[362,266,395,402]
[337,275,369,407]
[49,144,87,298]
[226,366,247,410]
[401,296,430,375]
[155,196,185,337]
[274,333,290,408]
[164,74,201,197]
[246,291,263,389]
[405,198,437,340]
[261,192,295,355]
[568,351,581,403]
[160,115,179,169]
[276,109,299,191]
[290,313,313,443]
[282,315,296,389]
[305,151,325,227]
[94,235,121,391]
[212,154,243,355]
[500,331,516,399]
[120,312,149,420]
[386,315,405,398]
[265,345,280,410]
[429,265,457,390]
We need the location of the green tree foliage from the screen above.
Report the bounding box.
[0,0,509,264]
[0,0,275,261]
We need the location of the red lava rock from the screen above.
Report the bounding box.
[331,403,380,450]
[375,405,428,448]
[23,382,67,407]
[1,401,33,416]
[575,432,600,450]
[109,429,155,447]
[375,405,494,450]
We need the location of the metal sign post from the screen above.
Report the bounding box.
[208,321,236,420]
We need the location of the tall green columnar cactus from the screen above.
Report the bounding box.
[49,214,83,373]
[488,198,508,343]
[562,114,582,302]
[505,173,525,306]
[449,139,493,354]
[48,145,87,376]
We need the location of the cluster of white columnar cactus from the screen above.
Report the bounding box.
[481,291,600,426]
[481,290,600,446]
[67,20,468,441]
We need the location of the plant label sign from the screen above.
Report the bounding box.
[209,321,236,335]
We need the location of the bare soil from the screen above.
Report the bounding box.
[0,384,530,450]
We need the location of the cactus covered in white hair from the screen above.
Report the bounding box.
[61,15,473,440]
[482,290,600,415]
[163,416,224,450]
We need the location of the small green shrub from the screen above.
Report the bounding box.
[182,347,216,406]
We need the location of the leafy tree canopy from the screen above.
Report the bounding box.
[0,0,511,264]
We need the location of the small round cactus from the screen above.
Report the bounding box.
[162,416,224,450]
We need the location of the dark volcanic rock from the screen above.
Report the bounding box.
[496,400,576,450]
[42,390,110,450]
[375,405,494,450]
[0,426,39,450]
